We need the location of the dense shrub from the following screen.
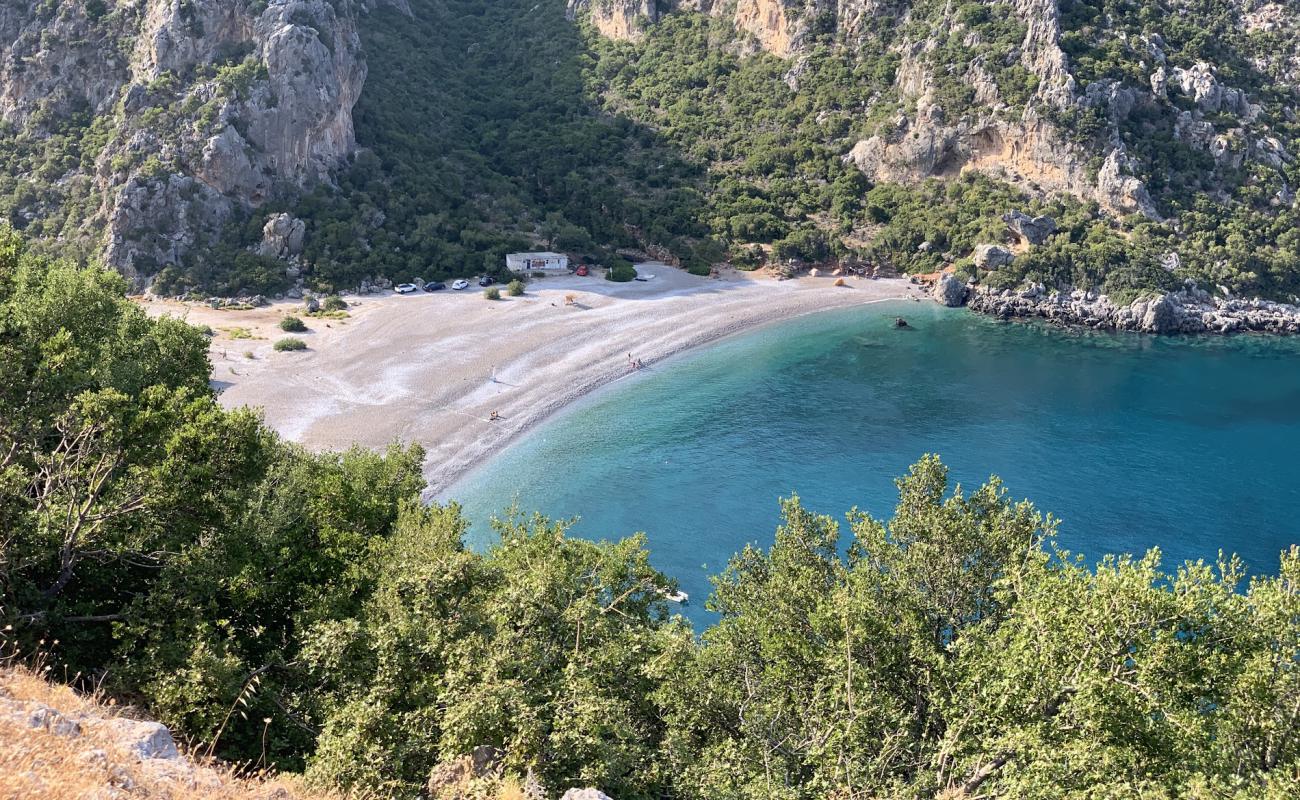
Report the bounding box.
[2,227,1298,800]
[605,258,637,282]
[506,279,524,296]
[322,295,348,311]
[278,315,307,332]
[484,286,501,300]
[273,336,307,351]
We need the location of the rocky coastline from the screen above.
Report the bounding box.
[937,275,1300,334]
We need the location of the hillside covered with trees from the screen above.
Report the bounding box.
[3,228,1298,797]
[0,0,1297,303]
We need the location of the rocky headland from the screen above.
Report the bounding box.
[934,273,1300,334]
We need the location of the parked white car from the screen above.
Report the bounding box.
[451,279,470,290]
[395,283,419,294]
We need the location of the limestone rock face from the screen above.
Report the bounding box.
[847,104,1164,221]
[1096,149,1161,219]
[566,0,658,42]
[577,0,1295,243]
[1138,293,1178,334]
[973,244,1014,270]
[0,0,378,287]
[1168,62,1251,116]
[1003,211,1056,245]
[259,213,307,260]
[560,790,616,800]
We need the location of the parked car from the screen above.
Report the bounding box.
[575,265,589,277]
[478,275,496,287]
[451,279,470,290]
[424,281,446,291]
[395,283,418,294]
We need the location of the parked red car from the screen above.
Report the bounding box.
[575,265,589,277]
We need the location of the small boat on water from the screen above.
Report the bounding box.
[661,588,689,604]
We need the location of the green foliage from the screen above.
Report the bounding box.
[304,508,683,797]
[273,336,307,351]
[214,57,268,101]
[506,279,525,296]
[279,0,705,293]
[0,225,264,669]
[278,316,307,332]
[483,286,501,300]
[605,258,637,282]
[322,295,348,312]
[586,13,896,268]
[1,242,1295,800]
[660,458,1300,799]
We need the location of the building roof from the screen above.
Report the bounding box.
[506,252,567,259]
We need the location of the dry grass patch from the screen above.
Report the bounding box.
[0,666,348,800]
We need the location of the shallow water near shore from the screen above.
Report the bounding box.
[446,301,1300,626]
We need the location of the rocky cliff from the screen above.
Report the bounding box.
[582,0,1295,218]
[0,0,400,287]
[572,0,1300,309]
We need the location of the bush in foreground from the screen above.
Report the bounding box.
[274,337,307,351]
[2,226,1297,800]
[506,279,524,296]
[484,286,501,300]
[322,295,348,312]
[279,316,307,332]
[605,258,636,282]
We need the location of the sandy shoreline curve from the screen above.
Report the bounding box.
[141,266,920,494]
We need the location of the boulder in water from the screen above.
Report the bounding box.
[932,273,968,307]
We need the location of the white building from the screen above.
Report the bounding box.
[506,252,569,272]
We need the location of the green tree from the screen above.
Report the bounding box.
[661,456,1052,798]
[0,229,266,667]
[306,509,686,798]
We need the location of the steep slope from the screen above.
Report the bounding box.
[1,0,1297,305]
[577,0,1300,300]
[1,666,332,799]
[0,0,394,290]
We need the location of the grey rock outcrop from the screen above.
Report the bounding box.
[258,213,307,260]
[1003,211,1056,245]
[9,701,83,737]
[0,0,372,287]
[1096,149,1161,220]
[968,284,1300,334]
[933,273,968,307]
[97,719,180,760]
[1168,62,1251,116]
[973,244,1014,270]
[567,0,658,41]
[1084,79,1136,122]
[1150,65,1168,98]
[560,790,616,800]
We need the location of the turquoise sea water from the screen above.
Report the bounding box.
[445,302,1300,626]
